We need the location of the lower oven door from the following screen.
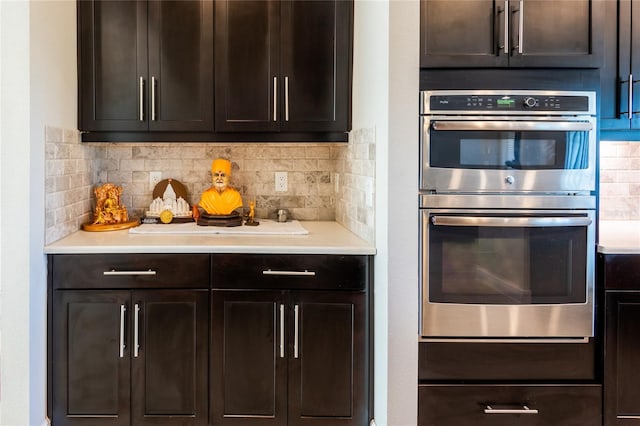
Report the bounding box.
[420,208,595,338]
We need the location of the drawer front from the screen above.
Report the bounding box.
[51,254,210,289]
[211,254,370,290]
[601,254,640,290]
[419,384,602,426]
[418,340,596,381]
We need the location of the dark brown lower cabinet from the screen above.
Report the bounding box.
[419,384,602,426]
[605,291,640,425]
[211,289,367,426]
[51,289,208,426]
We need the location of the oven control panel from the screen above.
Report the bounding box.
[425,92,593,113]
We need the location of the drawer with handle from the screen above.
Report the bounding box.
[211,254,370,290]
[419,384,601,426]
[51,253,210,289]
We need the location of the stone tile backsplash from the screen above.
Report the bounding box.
[600,141,640,220]
[44,126,376,245]
[44,126,96,244]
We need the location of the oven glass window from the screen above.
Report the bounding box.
[428,216,588,304]
[430,130,589,170]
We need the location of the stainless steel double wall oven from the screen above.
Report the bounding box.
[419,90,597,341]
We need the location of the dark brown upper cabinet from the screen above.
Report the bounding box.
[78,0,214,132]
[214,0,353,133]
[420,0,603,68]
[600,0,640,138]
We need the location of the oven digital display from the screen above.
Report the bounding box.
[497,98,515,108]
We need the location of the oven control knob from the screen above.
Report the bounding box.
[505,175,515,185]
[523,97,538,108]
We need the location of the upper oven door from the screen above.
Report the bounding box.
[420,116,597,193]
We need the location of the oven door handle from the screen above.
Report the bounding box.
[431,216,592,227]
[431,120,593,132]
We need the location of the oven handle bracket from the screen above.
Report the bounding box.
[431,215,592,228]
[431,120,593,132]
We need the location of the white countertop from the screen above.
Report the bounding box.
[44,221,376,255]
[598,220,640,254]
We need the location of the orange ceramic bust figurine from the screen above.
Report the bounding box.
[197,158,243,215]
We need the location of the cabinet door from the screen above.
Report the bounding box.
[51,291,131,426]
[214,0,280,132]
[601,0,640,134]
[131,290,209,425]
[78,0,148,132]
[601,0,628,131]
[280,0,353,132]
[420,0,507,68]
[508,0,603,68]
[147,0,213,132]
[632,0,640,129]
[288,291,368,426]
[605,292,640,425]
[211,290,287,426]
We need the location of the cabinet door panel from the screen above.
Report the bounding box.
[605,292,640,425]
[509,0,603,68]
[600,0,627,131]
[288,291,367,426]
[601,0,640,133]
[148,0,213,131]
[214,0,280,132]
[78,0,148,131]
[131,290,208,425]
[420,0,506,68]
[52,291,131,426]
[281,0,352,132]
[211,291,287,426]
[632,0,640,129]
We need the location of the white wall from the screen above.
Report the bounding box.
[386,1,420,424]
[0,1,77,424]
[353,0,420,425]
[0,1,33,420]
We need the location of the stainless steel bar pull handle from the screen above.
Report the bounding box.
[139,77,144,121]
[273,77,278,122]
[431,120,593,132]
[431,215,592,228]
[285,76,290,121]
[279,304,285,358]
[629,73,634,119]
[151,76,157,121]
[517,0,524,54]
[104,269,157,276]
[133,303,140,358]
[263,269,316,277]
[484,405,538,415]
[119,304,126,358]
[293,304,299,358]
[503,0,509,54]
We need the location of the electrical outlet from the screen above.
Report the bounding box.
[149,171,162,189]
[275,171,288,192]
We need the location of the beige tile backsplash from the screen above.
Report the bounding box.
[600,141,640,220]
[45,126,376,245]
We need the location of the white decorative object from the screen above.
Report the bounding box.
[145,181,192,218]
